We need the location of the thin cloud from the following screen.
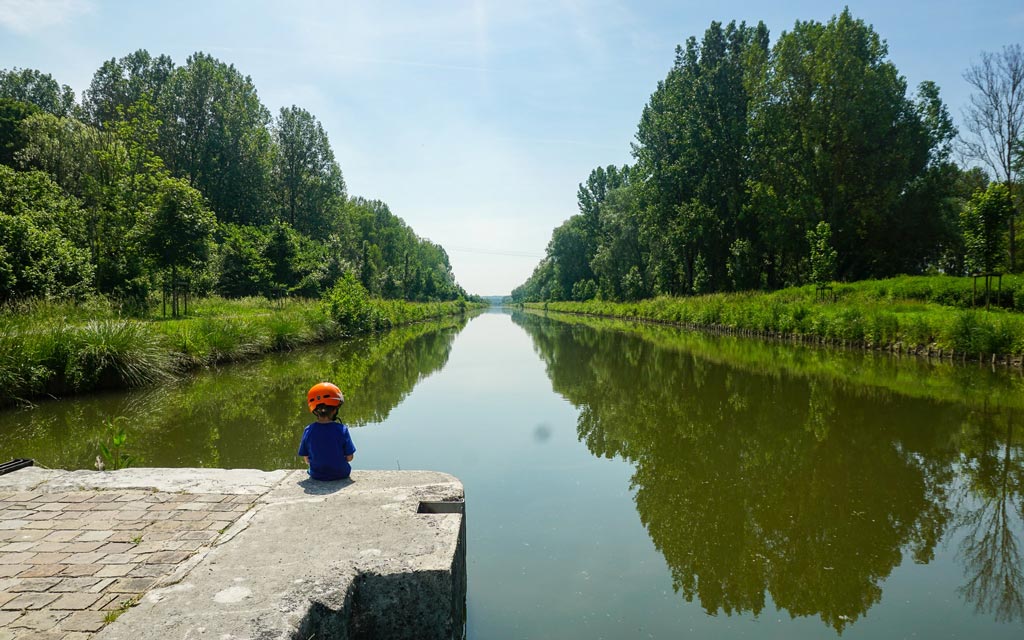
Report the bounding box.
[0,0,93,33]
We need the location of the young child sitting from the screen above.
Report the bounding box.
[298,382,357,481]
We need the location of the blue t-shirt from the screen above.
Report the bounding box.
[297,421,356,481]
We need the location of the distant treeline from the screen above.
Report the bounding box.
[0,50,474,312]
[513,10,1021,303]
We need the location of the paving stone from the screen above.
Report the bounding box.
[62,503,94,512]
[8,608,68,630]
[58,565,100,578]
[96,542,135,554]
[105,532,140,543]
[49,578,99,593]
[108,577,155,593]
[177,531,218,542]
[22,520,55,530]
[0,565,29,578]
[0,593,17,607]
[64,552,105,565]
[0,510,32,520]
[33,503,64,512]
[173,511,207,521]
[51,520,85,531]
[32,542,68,553]
[0,579,18,591]
[0,542,35,553]
[143,551,190,565]
[50,593,101,610]
[194,494,228,503]
[6,492,42,502]
[31,552,70,565]
[0,611,21,625]
[42,531,79,543]
[26,511,59,521]
[59,542,101,554]
[16,564,63,578]
[94,564,134,578]
[9,577,61,592]
[97,553,135,565]
[54,494,91,504]
[9,530,48,542]
[75,531,114,544]
[112,511,147,522]
[62,632,94,639]
[127,564,171,578]
[2,592,59,610]
[85,494,118,503]
[146,503,177,512]
[87,578,115,593]
[57,610,107,632]
[0,552,36,564]
[89,593,119,610]
[114,492,148,503]
[100,593,136,610]
[111,521,148,531]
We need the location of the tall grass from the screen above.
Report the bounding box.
[528,276,1024,361]
[0,294,482,405]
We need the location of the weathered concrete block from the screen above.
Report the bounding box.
[93,469,467,640]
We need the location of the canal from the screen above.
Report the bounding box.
[1,308,1022,638]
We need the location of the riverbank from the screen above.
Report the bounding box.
[523,276,1024,366]
[0,295,484,406]
[0,466,466,639]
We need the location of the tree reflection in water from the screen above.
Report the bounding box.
[512,310,1023,634]
[955,408,1024,623]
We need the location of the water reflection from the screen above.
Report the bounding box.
[512,310,1024,633]
[0,315,469,470]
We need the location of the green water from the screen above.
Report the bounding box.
[1,308,1022,638]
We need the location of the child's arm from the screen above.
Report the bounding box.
[346,454,354,462]
[303,456,310,464]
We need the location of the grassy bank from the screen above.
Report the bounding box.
[0,293,481,406]
[524,276,1024,364]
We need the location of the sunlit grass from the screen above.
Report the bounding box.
[0,295,482,405]
[528,276,1024,359]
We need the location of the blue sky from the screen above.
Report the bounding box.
[1,1,1022,295]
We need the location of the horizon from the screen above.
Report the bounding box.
[1,0,1022,295]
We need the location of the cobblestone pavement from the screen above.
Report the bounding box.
[0,489,256,639]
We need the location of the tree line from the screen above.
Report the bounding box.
[0,50,471,313]
[513,10,1023,303]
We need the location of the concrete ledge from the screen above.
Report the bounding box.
[96,469,466,640]
[0,466,288,495]
[0,467,466,639]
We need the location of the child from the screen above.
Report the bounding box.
[298,382,357,481]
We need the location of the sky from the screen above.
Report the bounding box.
[1,1,1022,295]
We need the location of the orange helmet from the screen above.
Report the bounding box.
[307,382,344,413]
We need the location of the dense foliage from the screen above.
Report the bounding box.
[0,51,471,311]
[513,10,1012,303]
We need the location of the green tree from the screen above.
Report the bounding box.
[214,224,271,298]
[272,106,346,237]
[82,50,175,126]
[0,166,94,301]
[0,98,39,166]
[0,68,76,117]
[156,52,273,225]
[143,178,216,316]
[807,221,837,286]
[961,183,1013,275]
